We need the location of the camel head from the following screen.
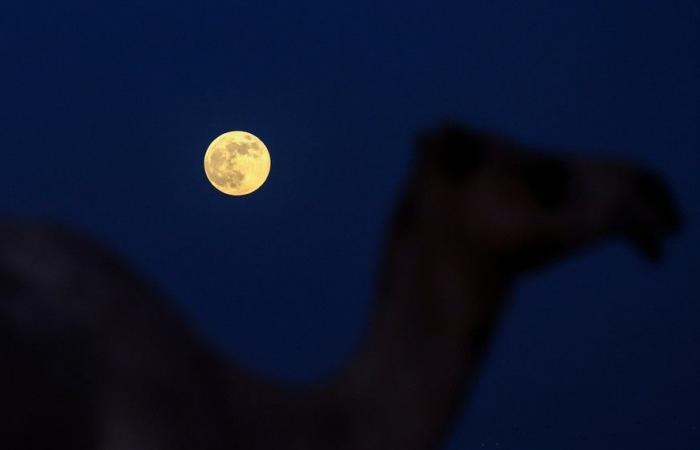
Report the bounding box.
[404,123,682,272]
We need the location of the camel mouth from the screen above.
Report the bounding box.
[629,232,674,262]
[622,172,683,262]
[627,216,681,262]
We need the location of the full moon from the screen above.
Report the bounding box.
[203,131,271,196]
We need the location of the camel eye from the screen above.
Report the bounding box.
[521,159,571,210]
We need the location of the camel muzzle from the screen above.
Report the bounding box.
[618,170,683,262]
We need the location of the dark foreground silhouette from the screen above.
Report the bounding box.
[0,124,681,450]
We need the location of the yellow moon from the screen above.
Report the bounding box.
[203,131,271,196]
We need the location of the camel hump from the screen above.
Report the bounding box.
[0,220,176,331]
[0,308,98,450]
[0,220,234,448]
[0,221,98,448]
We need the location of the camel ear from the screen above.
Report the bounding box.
[417,123,485,180]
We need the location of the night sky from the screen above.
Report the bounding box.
[1,1,698,448]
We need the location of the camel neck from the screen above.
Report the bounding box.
[223,214,512,450]
[321,220,512,450]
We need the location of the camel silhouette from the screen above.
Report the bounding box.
[0,123,681,449]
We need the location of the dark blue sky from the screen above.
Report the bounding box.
[1,1,698,448]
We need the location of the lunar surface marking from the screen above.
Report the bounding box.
[204,131,271,196]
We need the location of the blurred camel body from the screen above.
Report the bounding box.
[0,124,680,450]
